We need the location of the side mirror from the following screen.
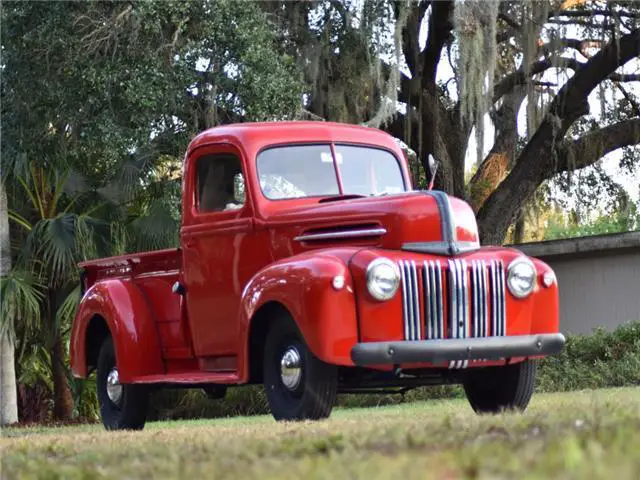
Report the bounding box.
[233,173,245,204]
[427,154,438,190]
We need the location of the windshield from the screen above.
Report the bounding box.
[257,144,406,200]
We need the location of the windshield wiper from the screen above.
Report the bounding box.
[318,194,367,203]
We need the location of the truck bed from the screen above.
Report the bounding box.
[80,248,192,361]
[79,248,181,284]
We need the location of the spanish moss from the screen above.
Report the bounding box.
[454,0,501,165]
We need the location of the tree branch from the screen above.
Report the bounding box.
[493,57,582,103]
[555,118,640,173]
[609,72,640,82]
[399,1,428,77]
[614,82,640,117]
[421,0,453,85]
[550,9,640,19]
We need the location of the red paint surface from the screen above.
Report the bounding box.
[70,121,560,385]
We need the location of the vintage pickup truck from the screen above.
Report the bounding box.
[70,121,565,430]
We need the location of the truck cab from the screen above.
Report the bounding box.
[70,121,564,430]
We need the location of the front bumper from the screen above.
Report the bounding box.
[351,333,566,366]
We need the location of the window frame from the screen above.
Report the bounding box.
[191,150,248,218]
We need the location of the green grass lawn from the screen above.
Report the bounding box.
[2,387,640,479]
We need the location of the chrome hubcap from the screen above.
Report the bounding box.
[280,346,302,391]
[106,368,123,406]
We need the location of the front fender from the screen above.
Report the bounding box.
[238,252,359,381]
[70,279,164,382]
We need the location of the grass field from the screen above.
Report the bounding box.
[2,387,640,479]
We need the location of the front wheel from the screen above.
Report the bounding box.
[96,337,148,430]
[463,360,537,414]
[263,313,338,421]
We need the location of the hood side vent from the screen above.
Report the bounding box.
[294,222,386,243]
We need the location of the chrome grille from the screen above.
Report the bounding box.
[398,258,507,348]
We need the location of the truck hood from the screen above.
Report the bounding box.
[262,191,480,257]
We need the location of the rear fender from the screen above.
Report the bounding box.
[237,253,358,381]
[70,279,164,382]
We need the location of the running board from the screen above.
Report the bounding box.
[130,372,240,385]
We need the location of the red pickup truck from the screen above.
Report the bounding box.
[70,121,564,430]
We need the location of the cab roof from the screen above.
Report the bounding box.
[186,121,401,156]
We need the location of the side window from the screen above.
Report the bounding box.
[196,153,245,212]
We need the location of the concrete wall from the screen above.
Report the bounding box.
[516,232,640,335]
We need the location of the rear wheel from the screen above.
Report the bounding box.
[463,360,537,414]
[96,337,148,430]
[263,313,338,421]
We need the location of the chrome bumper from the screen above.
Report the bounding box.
[350,333,566,366]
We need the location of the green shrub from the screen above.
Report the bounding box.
[141,322,640,421]
[537,322,640,392]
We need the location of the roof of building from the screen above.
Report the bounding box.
[514,231,640,259]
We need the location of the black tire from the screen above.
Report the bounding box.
[96,337,148,430]
[263,313,338,421]
[463,360,537,414]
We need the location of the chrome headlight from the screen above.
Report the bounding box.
[507,257,536,299]
[366,258,400,301]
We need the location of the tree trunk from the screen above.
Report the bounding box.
[469,89,525,212]
[0,181,18,425]
[51,334,74,420]
[0,334,18,425]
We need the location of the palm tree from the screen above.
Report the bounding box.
[0,151,181,420]
[1,160,104,419]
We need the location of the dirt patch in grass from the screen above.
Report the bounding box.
[2,388,640,479]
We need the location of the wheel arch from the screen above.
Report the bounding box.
[70,279,164,382]
[238,253,359,383]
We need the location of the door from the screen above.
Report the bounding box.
[181,144,258,368]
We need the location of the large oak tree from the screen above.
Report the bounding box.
[272,0,640,244]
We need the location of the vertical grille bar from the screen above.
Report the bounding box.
[409,261,421,340]
[422,261,432,340]
[481,260,488,337]
[406,261,416,340]
[448,260,458,339]
[490,260,498,337]
[471,261,479,337]
[461,260,469,339]
[498,261,506,336]
[399,261,410,340]
[436,261,444,339]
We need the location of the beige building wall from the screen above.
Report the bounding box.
[516,232,640,335]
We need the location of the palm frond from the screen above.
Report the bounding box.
[0,269,44,341]
[27,215,80,283]
[98,158,144,205]
[127,201,179,252]
[8,209,33,231]
[56,284,81,336]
